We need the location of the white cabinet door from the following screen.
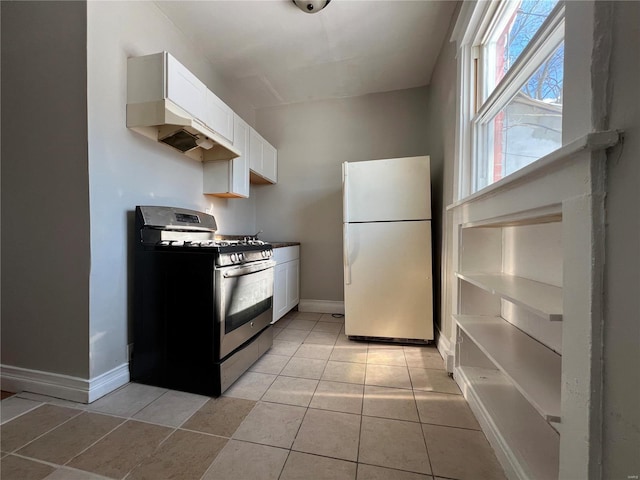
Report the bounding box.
[249,129,263,173]
[273,263,288,322]
[249,128,277,184]
[205,90,234,143]
[272,247,300,323]
[202,114,249,198]
[262,141,278,183]
[286,259,300,308]
[165,54,207,123]
[231,116,250,197]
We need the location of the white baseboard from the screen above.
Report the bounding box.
[1,363,130,404]
[436,327,455,373]
[298,299,345,314]
[454,366,520,480]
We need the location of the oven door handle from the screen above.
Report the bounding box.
[222,260,276,278]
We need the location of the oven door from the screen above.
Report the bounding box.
[216,259,275,359]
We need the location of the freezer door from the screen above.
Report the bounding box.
[344,221,433,340]
[343,156,431,222]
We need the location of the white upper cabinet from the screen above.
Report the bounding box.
[203,114,250,198]
[232,116,250,196]
[205,89,234,143]
[249,128,277,184]
[262,141,278,184]
[128,52,235,144]
[165,54,207,124]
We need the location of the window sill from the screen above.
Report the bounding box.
[448,130,620,211]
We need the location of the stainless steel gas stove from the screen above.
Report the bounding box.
[131,206,274,396]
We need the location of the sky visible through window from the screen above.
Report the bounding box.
[503,0,562,103]
[487,0,563,186]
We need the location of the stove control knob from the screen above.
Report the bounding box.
[230,253,238,263]
[238,252,245,262]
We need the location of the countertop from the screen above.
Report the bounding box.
[267,242,300,248]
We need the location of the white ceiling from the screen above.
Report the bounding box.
[155,0,458,109]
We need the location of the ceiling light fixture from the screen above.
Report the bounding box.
[292,0,331,14]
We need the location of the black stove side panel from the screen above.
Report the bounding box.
[131,245,221,396]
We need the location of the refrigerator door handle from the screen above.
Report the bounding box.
[343,162,351,285]
[343,223,351,285]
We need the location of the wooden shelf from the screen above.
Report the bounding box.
[456,272,563,321]
[455,315,561,422]
[455,366,560,480]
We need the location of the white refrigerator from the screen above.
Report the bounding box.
[342,156,433,341]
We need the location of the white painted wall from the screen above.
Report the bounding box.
[253,87,429,302]
[602,1,640,476]
[86,1,258,378]
[1,1,91,378]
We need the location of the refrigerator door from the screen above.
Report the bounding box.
[344,220,433,340]
[343,156,431,222]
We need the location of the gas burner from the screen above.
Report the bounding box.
[244,239,266,246]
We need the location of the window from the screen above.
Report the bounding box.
[460,0,565,194]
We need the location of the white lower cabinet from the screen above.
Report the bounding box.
[272,246,300,323]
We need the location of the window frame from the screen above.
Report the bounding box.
[452,0,566,199]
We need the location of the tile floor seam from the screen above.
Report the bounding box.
[194,439,228,480]
[417,400,436,478]
[356,403,364,466]
[418,421,483,432]
[119,425,178,480]
[275,448,293,480]
[55,414,127,468]
[5,406,84,454]
[172,400,206,429]
[0,399,44,425]
[289,445,360,465]
[176,426,232,440]
[356,459,437,478]
[5,451,80,472]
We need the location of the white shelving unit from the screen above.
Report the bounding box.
[455,273,563,321]
[453,216,564,479]
[448,132,619,479]
[456,366,560,480]
[454,314,561,421]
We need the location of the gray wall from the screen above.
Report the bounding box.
[424,8,459,336]
[602,1,640,476]
[86,1,258,378]
[1,1,261,382]
[1,1,91,377]
[254,87,430,302]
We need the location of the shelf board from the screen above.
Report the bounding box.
[454,315,561,422]
[456,272,563,321]
[455,366,560,480]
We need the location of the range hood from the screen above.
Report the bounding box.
[126,99,240,161]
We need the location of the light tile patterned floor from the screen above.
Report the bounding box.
[0,311,506,480]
